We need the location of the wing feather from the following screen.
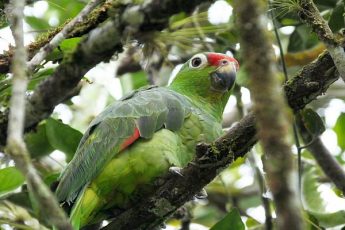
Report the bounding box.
[56,87,191,202]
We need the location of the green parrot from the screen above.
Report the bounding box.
[55,52,239,229]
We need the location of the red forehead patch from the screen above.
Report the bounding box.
[207,53,239,70]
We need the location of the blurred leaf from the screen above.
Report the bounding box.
[302,167,345,228]
[245,217,261,228]
[120,71,148,94]
[25,122,54,158]
[1,68,54,101]
[46,37,82,62]
[288,26,319,52]
[314,0,337,8]
[299,108,325,138]
[25,16,51,30]
[0,167,25,197]
[302,167,325,211]
[46,118,83,161]
[60,37,81,52]
[6,191,33,213]
[288,29,304,52]
[328,3,344,32]
[29,68,55,90]
[210,208,245,230]
[43,172,60,187]
[334,113,345,151]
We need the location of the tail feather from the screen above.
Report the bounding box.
[70,188,102,230]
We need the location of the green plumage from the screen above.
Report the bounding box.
[55,52,238,229]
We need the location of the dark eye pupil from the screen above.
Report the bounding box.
[192,57,202,67]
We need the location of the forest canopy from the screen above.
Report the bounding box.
[0,0,345,229]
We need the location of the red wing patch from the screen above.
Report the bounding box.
[119,128,140,151]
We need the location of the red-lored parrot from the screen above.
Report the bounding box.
[55,52,239,229]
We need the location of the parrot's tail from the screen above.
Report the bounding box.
[70,188,102,230]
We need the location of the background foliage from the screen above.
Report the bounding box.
[0,0,345,229]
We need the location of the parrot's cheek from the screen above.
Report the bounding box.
[210,70,236,93]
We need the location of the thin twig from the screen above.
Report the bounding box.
[297,118,345,195]
[5,0,72,229]
[298,0,345,82]
[27,0,105,72]
[247,151,273,230]
[235,85,272,230]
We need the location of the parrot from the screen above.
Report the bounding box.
[55,52,239,229]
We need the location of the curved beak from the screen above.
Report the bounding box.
[210,61,237,92]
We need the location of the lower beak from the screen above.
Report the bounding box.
[210,64,236,92]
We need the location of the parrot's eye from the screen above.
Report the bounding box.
[189,54,207,69]
[191,58,202,67]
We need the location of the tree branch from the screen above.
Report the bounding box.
[27,0,105,72]
[298,0,345,82]
[234,0,303,229]
[5,0,72,229]
[0,0,110,74]
[297,117,345,194]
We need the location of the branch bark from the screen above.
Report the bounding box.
[234,0,303,229]
[0,0,110,74]
[298,0,345,82]
[27,0,105,72]
[5,0,72,229]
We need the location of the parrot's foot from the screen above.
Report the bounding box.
[168,166,184,177]
[194,188,208,199]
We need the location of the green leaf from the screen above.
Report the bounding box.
[25,16,51,30]
[46,37,82,62]
[302,167,325,211]
[328,3,345,32]
[288,26,319,52]
[210,208,245,230]
[302,167,345,228]
[334,113,345,150]
[25,122,54,158]
[0,167,25,197]
[120,71,148,94]
[43,172,60,187]
[299,108,325,138]
[288,29,304,52]
[1,68,54,101]
[59,37,81,52]
[45,118,83,161]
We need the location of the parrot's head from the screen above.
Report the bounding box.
[169,52,239,119]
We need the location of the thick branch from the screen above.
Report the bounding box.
[5,0,72,229]
[298,0,345,82]
[235,0,303,229]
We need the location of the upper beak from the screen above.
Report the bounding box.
[210,61,237,92]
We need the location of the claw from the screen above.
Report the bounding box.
[194,188,208,199]
[169,166,184,177]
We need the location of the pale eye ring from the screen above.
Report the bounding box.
[189,54,207,69]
